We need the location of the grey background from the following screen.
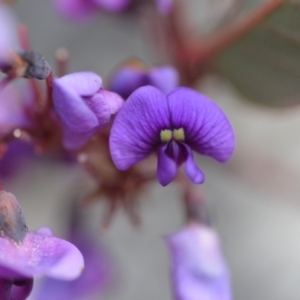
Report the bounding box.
[5,0,300,299]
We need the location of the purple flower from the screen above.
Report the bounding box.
[0,3,18,69]
[0,140,34,178]
[0,83,33,138]
[166,224,231,300]
[0,191,84,300]
[53,0,130,20]
[109,63,179,99]
[52,72,124,150]
[109,86,235,186]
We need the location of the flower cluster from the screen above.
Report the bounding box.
[0,1,237,300]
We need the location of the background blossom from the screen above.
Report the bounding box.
[166,224,231,300]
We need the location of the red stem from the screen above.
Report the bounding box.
[186,0,286,78]
[46,73,54,110]
[164,0,286,84]
[18,25,30,50]
[55,48,69,77]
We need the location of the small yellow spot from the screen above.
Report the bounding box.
[160,129,172,143]
[173,128,185,141]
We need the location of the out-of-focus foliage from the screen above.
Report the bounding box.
[214,0,300,107]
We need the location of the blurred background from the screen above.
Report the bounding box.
[4,0,300,299]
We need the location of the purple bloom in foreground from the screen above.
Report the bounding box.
[0,226,84,280]
[53,72,123,150]
[109,86,235,186]
[109,64,179,99]
[166,224,231,300]
[0,191,84,300]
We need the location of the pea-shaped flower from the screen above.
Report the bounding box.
[109,62,179,99]
[53,72,123,150]
[166,224,231,300]
[0,190,84,300]
[109,86,235,186]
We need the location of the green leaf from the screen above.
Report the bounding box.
[214,0,300,106]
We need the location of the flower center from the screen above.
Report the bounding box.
[160,128,185,143]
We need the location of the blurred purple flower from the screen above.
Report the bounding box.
[53,72,123,150]
[166,224,231,300]
[0,83,33,138]
[0,140,33,178]
[35,197,113,300]
[0,191,84,300]
[53,0,130,20]
[109,64,179,99]
[0,3,18,69]
[109,86,235,186]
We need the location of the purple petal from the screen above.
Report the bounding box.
[93,0,130,11]
[157,144,177,186]
[56,72,102,97]
[98,89,124,114]
[149,66,179,94]
[109,67,148,99]
[0,279,11,300]
[0,228,84,280]
[10,278,33,300]
[166,224,231,300]
[62,127,96,150]
[35,229,112,300]
[110,86,171,170]
[167,88,235,162]
[84,93,111,127]
[0,140,33,179]
[181,144,205,184]
[155,0,173,15]
[0,84,33,138]
[53,0,97,20]
[0,4,18,67]
[53,72,102,132]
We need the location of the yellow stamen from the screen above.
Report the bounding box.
[160,129,172,143]
[173,128,185,141]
